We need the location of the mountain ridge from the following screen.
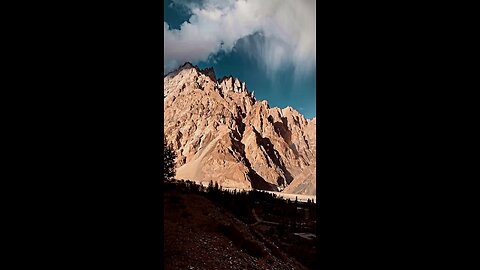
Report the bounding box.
[164,63,316,195]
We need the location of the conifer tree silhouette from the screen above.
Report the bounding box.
[163,138,176,182]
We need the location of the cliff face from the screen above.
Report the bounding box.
[164,63,316,195]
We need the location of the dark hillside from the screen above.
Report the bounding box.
[164,182,311,270]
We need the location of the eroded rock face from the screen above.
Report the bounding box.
[164,63,316,195]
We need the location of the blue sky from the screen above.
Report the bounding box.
[164,0,316,119]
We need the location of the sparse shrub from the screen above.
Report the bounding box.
[241,238,265,258]
[217,223,265,258]
[217,223,244,243]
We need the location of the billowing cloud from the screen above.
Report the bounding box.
[164,0,316,78]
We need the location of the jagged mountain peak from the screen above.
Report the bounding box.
[181,62,195,69]
[166,62,218,82]
[200,67,216,82]
[166,63,255,96]
[165,63,310,123]
[164,63,316,195]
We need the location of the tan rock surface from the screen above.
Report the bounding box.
[164,63,316,195]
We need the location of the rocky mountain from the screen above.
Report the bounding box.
[164,62,316,195]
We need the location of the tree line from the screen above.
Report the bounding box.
[163,139,316,230]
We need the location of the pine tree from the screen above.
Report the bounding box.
[164,138,176,182]
[207,180,214,193]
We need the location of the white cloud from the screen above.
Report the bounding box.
[164,0,316,78]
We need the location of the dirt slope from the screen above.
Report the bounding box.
[164,191,307,270]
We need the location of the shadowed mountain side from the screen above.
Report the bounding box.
[244,157,278,191]
[282,163,316,195]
